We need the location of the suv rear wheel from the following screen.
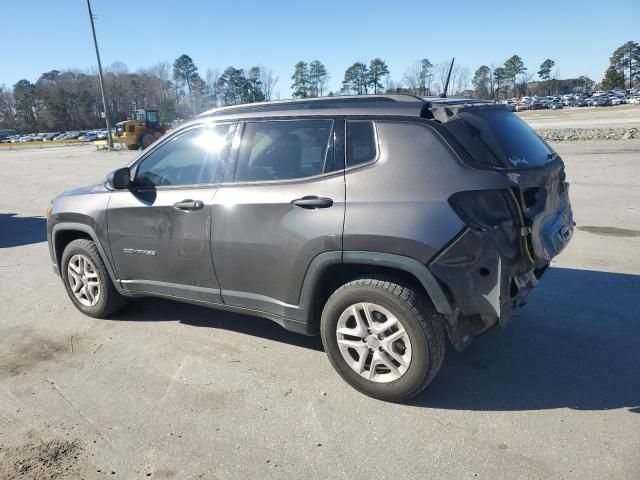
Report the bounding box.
[61,239,126,318]
[320,277,446,402]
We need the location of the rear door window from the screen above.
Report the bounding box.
[235,120,334,181]
[442,108,555,169]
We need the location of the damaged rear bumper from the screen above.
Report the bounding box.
[429,227,548,350]
[429,164,574,350]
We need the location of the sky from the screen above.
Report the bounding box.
[1,0,638,96]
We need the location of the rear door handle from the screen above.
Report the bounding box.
[173,199,204,211]
[291,196,333,209]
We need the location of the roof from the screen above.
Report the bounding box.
[198,94,497,121]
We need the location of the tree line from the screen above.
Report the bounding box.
[1,41,637,133]
[0,55,278,133]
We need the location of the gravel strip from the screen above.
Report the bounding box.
[538,127,639,141]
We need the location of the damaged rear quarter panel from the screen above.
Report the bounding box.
[343,120,512,262]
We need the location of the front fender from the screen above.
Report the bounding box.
[50,222,121,289]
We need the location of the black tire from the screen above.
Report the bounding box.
[60,239,127,318]
[320,277,446,402]
[125,143,139,150]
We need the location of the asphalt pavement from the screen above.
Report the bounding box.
[0,141,638,479]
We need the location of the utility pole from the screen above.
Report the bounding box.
[86,0,113,149]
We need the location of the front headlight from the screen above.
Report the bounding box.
[46,202,53,218]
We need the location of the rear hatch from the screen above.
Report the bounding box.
[434,104,574,266]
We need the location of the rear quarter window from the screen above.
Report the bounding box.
[346,121,377,167]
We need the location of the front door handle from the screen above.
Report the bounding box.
[173,199,204,211]
[291,196,333,209]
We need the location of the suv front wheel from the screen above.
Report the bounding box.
[320,277,446,402]
[61,239,126,318]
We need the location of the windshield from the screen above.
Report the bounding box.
[443,108,555,168]
[147,111,159,124]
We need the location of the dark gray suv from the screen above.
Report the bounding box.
[47,95,573,401]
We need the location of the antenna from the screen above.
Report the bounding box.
[86,0,113,149]
[441,57,455,98]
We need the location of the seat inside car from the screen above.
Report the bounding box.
[253,133,302,180]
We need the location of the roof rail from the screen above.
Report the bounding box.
[200,94,427,117]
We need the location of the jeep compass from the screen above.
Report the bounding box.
[47,95,573,401]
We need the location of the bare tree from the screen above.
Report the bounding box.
[433,61,452,95]
[205,68,220,105]
[488,63,498,99]
[106,61,129,75]
[518,72,535,97]
[259,67,278,100]
[402,61,422,95]
[149,61,172,100]
[455,67,470,95]
[0,84,15,128]
[384,75,395,93]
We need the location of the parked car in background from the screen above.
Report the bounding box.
[502,100,516,111]
[550,100,564,109]
[529,98,544,110]
[78,132,98,141]
[591,96,612,107]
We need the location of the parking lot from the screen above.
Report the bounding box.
[0,138,639,478]
[519,104,640,129]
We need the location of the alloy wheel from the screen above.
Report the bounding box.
[336,302,412,383]
[67,254,101,307]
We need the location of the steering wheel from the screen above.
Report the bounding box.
[138,166,172,186]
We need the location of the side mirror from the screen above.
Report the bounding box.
[106,167,131,190]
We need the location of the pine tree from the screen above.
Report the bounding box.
[13,79,38,131]
[503,55,526,97]
[291,62,310,98]
[308,60,329,97]
[610,41,640,88]
[419,59,433,95]
[537,59,555,95]
[472,65,491,99]
[342,62,369,95]
[367,58,389,94]
[601,66,625,90]
[173,54,199,109]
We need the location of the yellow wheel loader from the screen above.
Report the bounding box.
[113,109,166,150]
